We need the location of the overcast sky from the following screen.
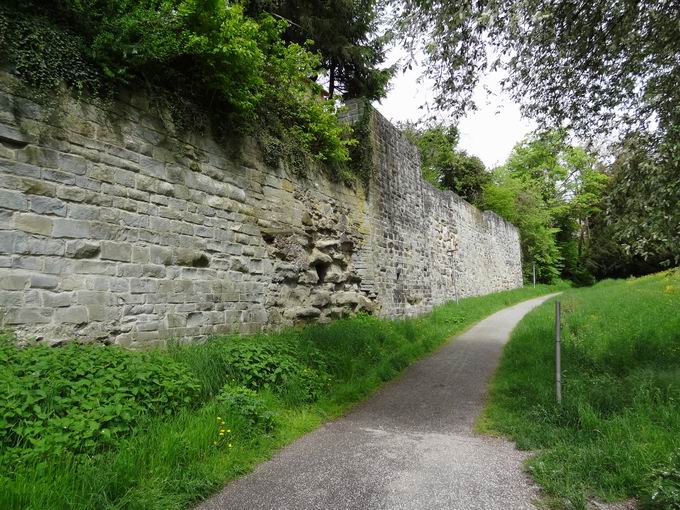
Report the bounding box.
[373,46,536,168]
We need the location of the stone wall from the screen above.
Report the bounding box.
[0,73,522,346]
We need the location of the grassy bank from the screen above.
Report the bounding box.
[479,270,680,509]
[0,283,564,510]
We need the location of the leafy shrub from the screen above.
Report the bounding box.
[216,385,275,432]
[0,339,199,465]
[1,1,352,165]
[220,340,330,402]
[644,450,680,509]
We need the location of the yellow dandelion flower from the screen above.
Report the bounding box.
[219,432,225,436]
[228,443,232,448]
[227,429,231,433]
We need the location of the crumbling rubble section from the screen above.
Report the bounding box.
[263,190,375,325]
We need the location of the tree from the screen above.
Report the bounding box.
[482,168,563,283]
[2,0,354,163]
[395,0,680,136]
[482,131,607,284]
[250,0,394,100]
[401,123,489,204]
[603,132,680,266]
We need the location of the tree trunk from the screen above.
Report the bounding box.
[328,63,335,98]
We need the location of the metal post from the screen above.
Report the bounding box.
[532,262,536,287]
[555,300,562,404]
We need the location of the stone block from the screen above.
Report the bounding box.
[309,248,333,266]
[173,248,210,268]
[3,307,52,324]
[0,291,23,307]
[43,257,73,275]
[131,246,150,264]
[242,308,268,323]
[53,219,91,238]
[43,292,72,308]
[58,153,88,175]
[283,306,321,319]
[130,278,158,294]
[30,274,59,289]
[55,306,88,324]
[101,241,132,262]
[42,169,76,185]
[68,204,99,220]
[141,264,166,278]
[0,274,30,290]
[14,235,64,256]
[0,231,16,254]
[72,260,116,275]
[14,213,53,235]
[0,189,28,211]
[17,146,59,168]
[10,255,42,272]
[76,290,114,306]
[310,291,331,307]
[149,246,173,265]
[56,186,93,203]
[86,305,109,321]
[30,196,66,216]
[65,240,100,259]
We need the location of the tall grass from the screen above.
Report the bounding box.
[1,283,565,510]
[479,270,680,509]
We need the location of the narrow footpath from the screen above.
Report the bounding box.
[198,293,560,510]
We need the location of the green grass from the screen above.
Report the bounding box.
[478,270,680,509]
[1,283,566,510]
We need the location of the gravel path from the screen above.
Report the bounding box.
[197,293,560,510]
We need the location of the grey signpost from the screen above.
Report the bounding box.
[555,300,562,404]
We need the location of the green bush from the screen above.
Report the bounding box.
[220,339,330,402]
[216,385,276,433]
[0,1,352,164]
[170,336,331,404]
[0,339,199,465]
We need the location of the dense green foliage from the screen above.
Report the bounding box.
[248,0,393,100]
[481,131,607,284]
[0,341,199,466]
[216,385,276,432]
[600,132,680,268]
[395,0,679,273]
[0,284,565,510]
[0,1,356,164]
[479,270,680,509]
[401,122,489,204]
[395,0,679,136]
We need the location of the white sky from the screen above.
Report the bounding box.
[373,46,536,168]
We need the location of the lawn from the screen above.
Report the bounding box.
[479,270,680,509]
[0,283,565,510]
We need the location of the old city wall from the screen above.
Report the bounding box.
[0,73,522,346]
